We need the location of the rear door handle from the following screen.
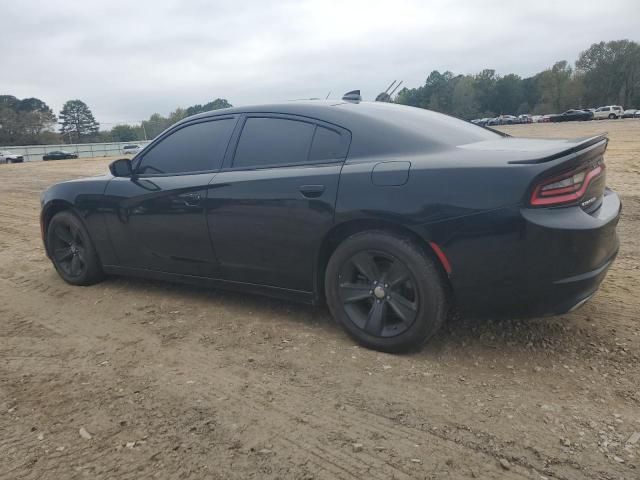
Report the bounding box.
[181,193,201,206]
[299,184,325,198]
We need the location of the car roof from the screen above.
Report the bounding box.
[174,100,502,158]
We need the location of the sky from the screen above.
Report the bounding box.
[1,0,638,126]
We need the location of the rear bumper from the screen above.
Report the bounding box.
[437,189,621,318]
[526,248,617,316]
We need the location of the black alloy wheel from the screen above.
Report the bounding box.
[325,231,448,352]
[47,211,104,285]
[51,222,87,278]
[337,250,418,338]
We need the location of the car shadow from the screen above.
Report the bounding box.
[97,274,604,361]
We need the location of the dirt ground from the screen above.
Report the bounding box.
[1,120,639,480]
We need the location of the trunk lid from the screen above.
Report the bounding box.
[458,134,607,165]
[459,134,608,213]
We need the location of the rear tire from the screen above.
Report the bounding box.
[608,113,616,119]
[46,211,104,286]
[325,231,448,352]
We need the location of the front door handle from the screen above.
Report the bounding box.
[181,193,201,206]
[299,184,325,198]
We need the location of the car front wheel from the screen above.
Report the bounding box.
[47,211,104,286]
[325,231,448,352]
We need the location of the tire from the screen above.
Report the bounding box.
[325,231,448,352]
[46,211,104,286]
[608,114,616,119]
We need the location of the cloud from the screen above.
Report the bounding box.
[1,0,638,125]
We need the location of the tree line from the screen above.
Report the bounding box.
[1,39,638,146]
[396,40,640,118]
[0,96,233,146]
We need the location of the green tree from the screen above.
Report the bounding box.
[0,95,57,145]
[451,76,480,119]
[141,113,170,139]
[533,61,582,113]
[141,98,234,140]
[494,74,524,115]
[110,124,139,142]
[576,40,640,107]
[185,98,232,116]
[473,69,499,116]
[59,100,99,143]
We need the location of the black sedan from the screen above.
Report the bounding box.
[549,109,594,122]
[40,99,620,352]
[43,150,78,161]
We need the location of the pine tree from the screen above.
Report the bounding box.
[59,100,99,143]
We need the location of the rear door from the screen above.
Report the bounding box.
[206,114,350,291]
[104,116,237,276]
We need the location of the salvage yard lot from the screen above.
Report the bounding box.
[1,120,639,479]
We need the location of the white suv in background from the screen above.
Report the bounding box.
[593,106,624,119]
[121,144,142,155]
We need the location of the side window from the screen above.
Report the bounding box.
[233,117,315,168]
[309,126,347,162]
[137,118,235,175]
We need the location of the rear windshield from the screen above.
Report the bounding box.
[352,102,503,147]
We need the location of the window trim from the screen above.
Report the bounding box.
[223,113,351,172]
[133,116,238,177]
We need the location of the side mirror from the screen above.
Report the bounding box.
[109,158,133,177]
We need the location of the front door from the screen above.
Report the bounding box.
[104,116,237,276]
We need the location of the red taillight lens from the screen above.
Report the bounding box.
[530,163,604,207]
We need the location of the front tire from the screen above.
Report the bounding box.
[46,211,104,286]
[325,231,448,352]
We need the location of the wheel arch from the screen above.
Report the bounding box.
[313,218,453,304]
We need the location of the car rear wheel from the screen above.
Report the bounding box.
[47,211,104,286]
[325,231,448,352]
[608,113,616,119]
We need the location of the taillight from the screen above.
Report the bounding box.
[530,163,605,207]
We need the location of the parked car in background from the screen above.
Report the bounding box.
[621,109,638,118]
[0,151,24,164]
[43,151,78,161]
[593,106,624,119]
[122,144,142,155]
[549,109,594,122]
[531,115,545,123]
[497,115,519,125]
[518,114,533,123]
[470,118,491,127]
[40,99,620,352]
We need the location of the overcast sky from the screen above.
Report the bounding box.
[1,0,638,125]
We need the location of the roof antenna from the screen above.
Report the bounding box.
[342,90,362,102]
[388,80,403,97]
[375,80,402,102]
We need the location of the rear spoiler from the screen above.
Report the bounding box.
[508,134,608,165]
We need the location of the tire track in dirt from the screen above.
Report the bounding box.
[1,267,635,479]
[0,283,506,480]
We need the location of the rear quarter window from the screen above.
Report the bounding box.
[309,126,348,162]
